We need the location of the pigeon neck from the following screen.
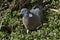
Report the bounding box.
[24,12,33,18]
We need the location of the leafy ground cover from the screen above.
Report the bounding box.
[0,0,60,40]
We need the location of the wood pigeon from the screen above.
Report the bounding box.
[21,8,43,34]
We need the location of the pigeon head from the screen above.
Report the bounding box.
[21,8,29,15]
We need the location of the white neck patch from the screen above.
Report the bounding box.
[29,14,33,17]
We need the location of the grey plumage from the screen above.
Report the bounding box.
[30,7,44,23]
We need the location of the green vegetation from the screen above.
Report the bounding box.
[0,0,60,40]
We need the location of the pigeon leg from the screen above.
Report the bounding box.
[26,29,29,34]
